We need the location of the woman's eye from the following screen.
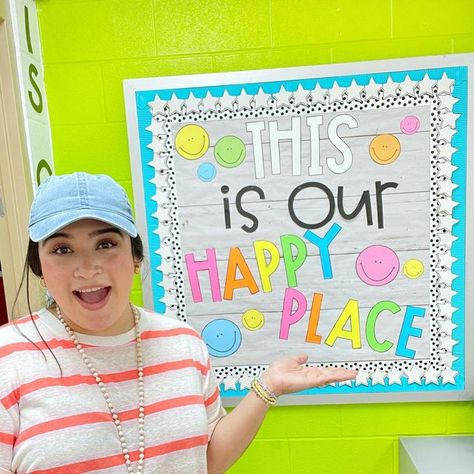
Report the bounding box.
[52,246,71,255]
[97,241,116,250]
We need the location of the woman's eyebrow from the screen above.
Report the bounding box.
[42,227,124,245]
[89,227,124,238]
[42,232,70,245]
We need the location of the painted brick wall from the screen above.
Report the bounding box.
[36,1,473,472]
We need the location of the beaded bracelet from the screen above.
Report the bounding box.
[251,378,277,405]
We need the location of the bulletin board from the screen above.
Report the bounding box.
[124,54,474,405]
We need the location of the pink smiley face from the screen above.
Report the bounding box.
[355,245,400,286]
[400,115,420,135]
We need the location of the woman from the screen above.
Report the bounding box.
[0,172,356,474]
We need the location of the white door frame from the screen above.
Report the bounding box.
[0,0,37,319]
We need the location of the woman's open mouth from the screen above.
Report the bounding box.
[73,286,111,306]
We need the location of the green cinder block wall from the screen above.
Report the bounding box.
[36,1,474,472]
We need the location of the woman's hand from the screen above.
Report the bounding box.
[261,354,357,396]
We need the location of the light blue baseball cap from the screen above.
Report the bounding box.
[29,172,138,242]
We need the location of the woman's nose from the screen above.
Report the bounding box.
[73,255,102,279]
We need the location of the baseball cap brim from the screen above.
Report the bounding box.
[29,209,138,242]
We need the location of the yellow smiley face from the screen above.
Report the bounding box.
[242,309,265,331]
[403,259,424,279]
[369,134,401,165]
[175,124,210,160]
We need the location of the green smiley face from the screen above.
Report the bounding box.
[214,136,246,168]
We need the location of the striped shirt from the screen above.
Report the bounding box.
[0,307,226,473]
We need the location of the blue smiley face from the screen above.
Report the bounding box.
[197,162,216,182]
[201,319,242,358]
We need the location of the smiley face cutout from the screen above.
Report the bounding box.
[242,309,265,331]
[369,134,401,165]
[214,136,246,168]
[356,245,400,286]
[175,124,210,160]
[403,259,424,279]
[197,162,216,182]
[400,115,420,135]
[201,319,242,358]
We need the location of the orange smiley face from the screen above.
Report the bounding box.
[369,134,401,165]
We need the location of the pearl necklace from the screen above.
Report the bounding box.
[55,304,145,473]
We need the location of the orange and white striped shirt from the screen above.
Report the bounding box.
[0,307,225,473]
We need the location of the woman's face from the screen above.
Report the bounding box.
[38,218,138,335]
